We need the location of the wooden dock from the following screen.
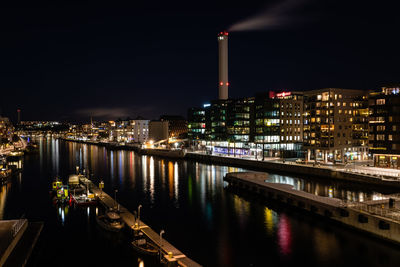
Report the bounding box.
[80,177,201,267]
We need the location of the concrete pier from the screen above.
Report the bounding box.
[80,177,201,267]
[224,172,400,245]
[0,219,43,267]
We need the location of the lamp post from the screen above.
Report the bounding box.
[160,229,165,261]
[99,180,104,198]
[138,204,142,226]
[114,189,118,210]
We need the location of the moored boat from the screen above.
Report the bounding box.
[131,232,159,256]
[70,193,98,206]
[96,210,124,232]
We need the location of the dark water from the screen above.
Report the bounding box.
[1,138,400,267]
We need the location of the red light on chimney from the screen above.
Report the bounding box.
[220,82,224,86]
[224,31,229,36]
[226,82,229,86]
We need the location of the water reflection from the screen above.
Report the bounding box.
[0,184,10,219]
[278,214,292,256]
[149,157,154,204]
[174,162,179,203]
[57,205,69,226]
[233,195,250,230]
[267,173,385,202]
[264,207,276,236]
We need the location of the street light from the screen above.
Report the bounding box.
[99,180,104,198]
[114,189,118,210]
[160,229,165,261]
[138,204,142,226]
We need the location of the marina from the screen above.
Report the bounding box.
[79,176,202,267]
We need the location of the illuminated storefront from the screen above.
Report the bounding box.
[374,154,399,169]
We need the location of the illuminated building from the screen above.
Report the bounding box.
[159,115,187,139]
[0,116,12,143]
[109,117,149,143]
[207,99,231,142]
[369,85,400,168]
[188,91,303,158]
[254,91,304,158]
[129,117,149,144]
[226,97,254,143]
[303,88,369,163]
[187,107,206,141]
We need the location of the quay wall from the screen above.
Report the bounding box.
[225,172,400,245]
[187,153,400,189]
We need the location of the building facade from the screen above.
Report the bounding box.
[303,88,369,163]
[187,107,206,142]
[159,115,187,139]
[369,86,400,168]
[149,120,169,142]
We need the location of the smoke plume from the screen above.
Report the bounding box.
[229,0,308,32]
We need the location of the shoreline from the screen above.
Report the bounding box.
[59,138,400,189]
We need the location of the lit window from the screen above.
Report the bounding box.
[376,99,385,105]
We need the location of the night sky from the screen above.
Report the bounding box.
[1,0,399,123]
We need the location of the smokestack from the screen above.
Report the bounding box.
[218,31,229,100]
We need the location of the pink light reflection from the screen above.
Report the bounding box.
[278,214,292,256]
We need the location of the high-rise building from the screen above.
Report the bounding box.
[303,88,369,163]
[254,91,304,158]
[369,85,400,168]
[187,107,206,141]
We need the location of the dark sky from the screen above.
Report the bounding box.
[1,0,399,123]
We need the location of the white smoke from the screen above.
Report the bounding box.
[229,0,308,32]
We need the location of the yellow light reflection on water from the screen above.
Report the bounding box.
[233,195,250,229]
[0,185,9,219]
[168,162,174,200]
[264,207,274,236]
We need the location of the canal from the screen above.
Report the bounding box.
[1,138,400,267]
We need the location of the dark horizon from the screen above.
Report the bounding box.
[1,0,399,123]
